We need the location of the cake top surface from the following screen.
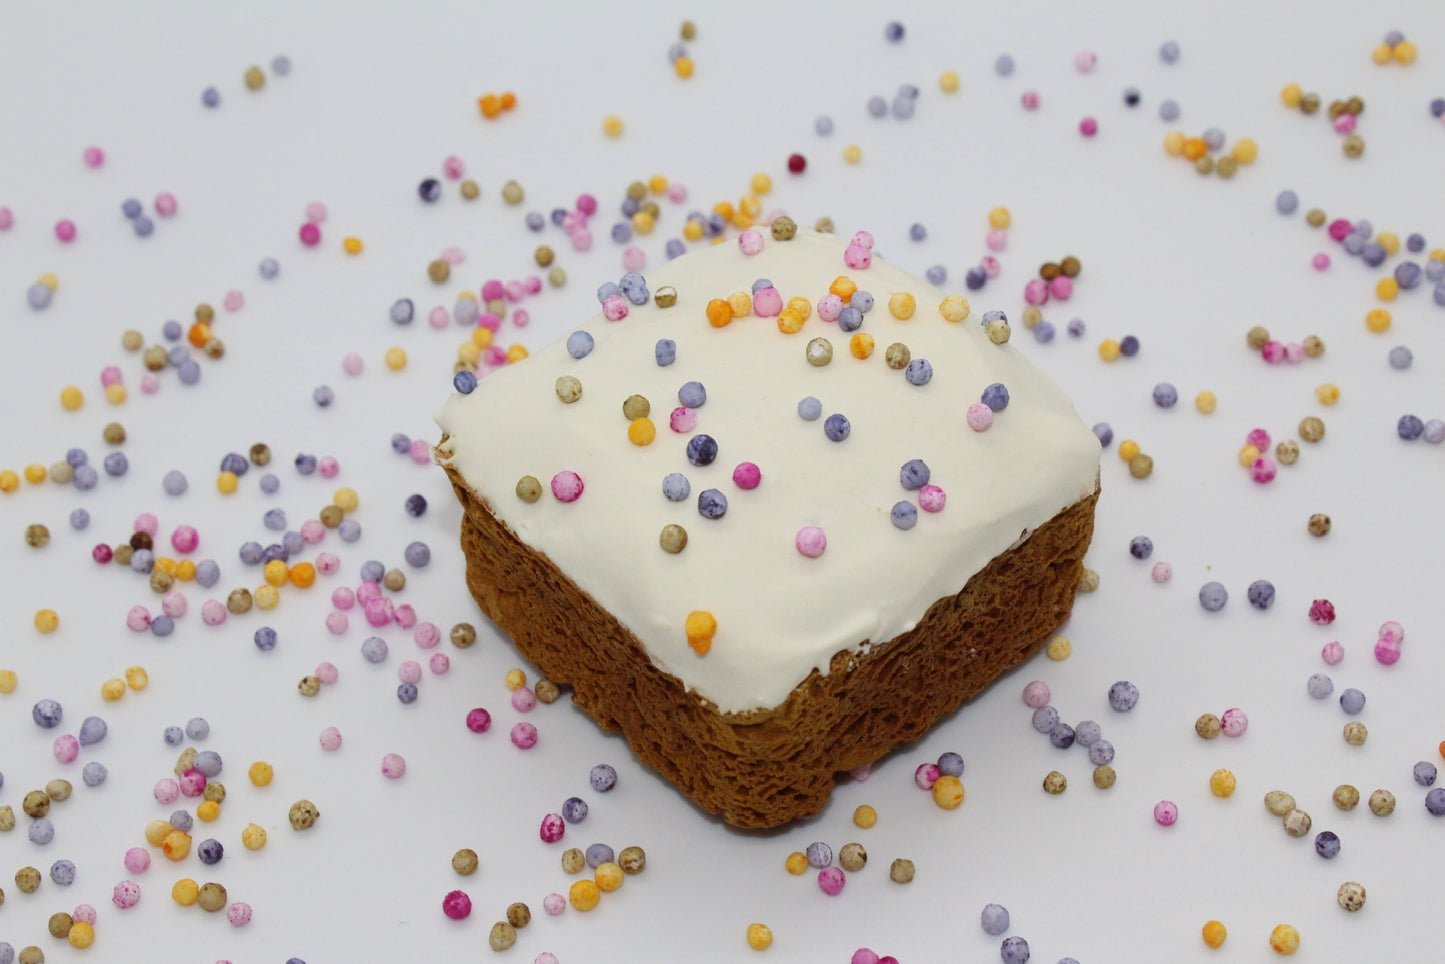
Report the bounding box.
[436,229,1101,713]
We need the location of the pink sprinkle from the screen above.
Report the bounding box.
[226,901,252,927]
[551,470,584,502]
[1153,800,1179,826]
[1022,680,1051,708]
[314,553,339,575]
[1020,90,1040,110]
[124,847,151,873]
[100,365,123,387]
[55,219,77,243]
[1283,342,1304,364]
[393,603,417,629]
[543,893,567,915]
[732,462,762,489]
[505,280,525,302]
[429,306,450,328]
[72,905,97,925]
[1075,50,1098,72]
[140,372,160,394]
[112,880,141,909]
[512,308,530,327]
[537,953,560,964]
[399,660,422,684]
[817,293,844,322]
[1049,275,1073,300]
[357,581,382,601]
[1334,113,1357,134]
[852,230,875,250]
[1245,428,1271,449]
[795,526,827,558]
[409,439,432,464]
[83,146,105,168]
[0,207,13,230]
[154,193,178,218]
[483,345,508,367]
[849,764,872,782]
[1079,116,1099,137]
[980,255,1001,278]
[178,768,207,796]
[1249,456,1277,483]
[1220,707,1248,737]
[414,621,441,649]
[563,212,587,234]
[985,228,1008,251]
[441,155,465,179]
[602,295,629,322]
[126,605,151,631]
[331,588,355,610]
[669,407,698,433]
[843,243,872,270]
[305,202,328,223]
[318,456,339,478]
[154,778,180,804]
[319,726,343,751]
[1151,561,1173,583]
[429,653,450,675]
[1023,278,1050,305]
[171,525,199,554]
[511,722,539,749]
[481,280,505,301]
[200,600,227,625]
[365,598,393,626]
[1309,598,1337,625]
[1378,621,1404,645]
[512,686,538,712]
[132,513,159,536]
[53,734,79,763]
[817,867,847,896]
[1312,252,1331,270]
[914,763,941,790]
[381,753,407,779]
[1261,340,1286,363]
[223,289,244,312]
[737,229,765,255]
[342,352,364,375]
[440,247,465,265]
[325,611,349,634]
[570,229,593,252]
[853,951,882,964]
[1374,638,1401,665]
[620,247,647,273]
[666,182,689,203]
[477,312,502,331]
[524,275,543,295]
[966,402,994,432]
[576,193,598,216]
[161,591,187,618]
[442,890,472,920]
[752,286,783,317]
[918,484,947,512]
[315,661,339,685]
[466,708,492,733]
[299,222,322,246]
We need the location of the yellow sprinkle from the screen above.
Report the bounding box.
[1202,919,1228,948]
[197,800,220,822]
[627,418,656,446]
[1315,383,1340,405]
[105,383,127,405]
[1231,138,1258,164]
[1195,391,1217,414]
[1376,232,1400,256]
[457,342,481,366]
[594,861,624,892]
[0,470,18,493]
[775,309,806,334]
[683,219,704,241]
[506,344,529,363]
[172,878,200,906]
[674,56,694,78]
[988,206,1012,230]
[216,471,239,494]
[887,292,917,320]
[1375,277,1399,301]
[1118,439,1141,461]
[843,144,862,164]
[785,296,812,321]
[939,70,960,92]
[263,560,290,587]
[24,464,46,484]
[68,920,95,948]
[849,333,875,359]
[0,669,18,693]
[471,325,494,348]
[739,194,763,218]
[1365,308,1392,332]
[1098,339,1121,361]
[34,610,59,633]
[60,386,84,411]
[37,272,59,292]
[1210,768,1237,797]
[853,804,878,829]
[602,115,624,138]
[1045,635,1071,660]
[1280,83,1303,107]
[568,879,601,911]
[931,774,965,809]
[505,667,527,691]
[1269,923,1300,954]
[648,175,668,195]
[1371,43,1394,65]
[249,762,275,786]
[938,294,970,323]
[144,820,172,846]
[727,291,753,317]
[333,487,359,512]
[1163,130,1186,155]
[686,610,717,654]
[385,346,407,370]
[730,210,753,230]
[1393,40,1417,65]
[750,173,773,196]
[784,851,808,875]
[1238,444,1261,467]
[631,209,655,234]
[124,666,148,690]
[746,923,774,951]
[174,559,196,581]
[242,823,268,850]
[254,584,279,609]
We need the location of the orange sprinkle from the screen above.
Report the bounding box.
[776,309,805,334]
[829,276,857,303]
[1183,137,1208,160]
[705,298,734,328]
[850,333,875,359]
[288,562,316,588]
[478,93,502,118]
[188,322,212,348]
[499,91,517,110]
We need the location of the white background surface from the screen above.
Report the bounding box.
[2,2,1445,962]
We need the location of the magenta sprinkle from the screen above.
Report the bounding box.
[914,763,940,790]
[1309,598,1337,625]
[817,867,847,895]
[550,470,584,502]
[1154,800,1179,826]
[539,812,565,842]
[465,708,492,733]
[442,890,472,920]
[1374,638,1401,664]
[299,222,321,246]
[732,462,762,489]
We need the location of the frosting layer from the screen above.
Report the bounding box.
[437,230,1100,713]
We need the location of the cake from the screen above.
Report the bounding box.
[436,227,1101,828]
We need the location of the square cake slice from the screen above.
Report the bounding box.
[437,228,1100,828]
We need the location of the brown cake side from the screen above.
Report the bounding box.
[446,459,1098,829]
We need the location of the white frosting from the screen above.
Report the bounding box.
[437,231,1100,714]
